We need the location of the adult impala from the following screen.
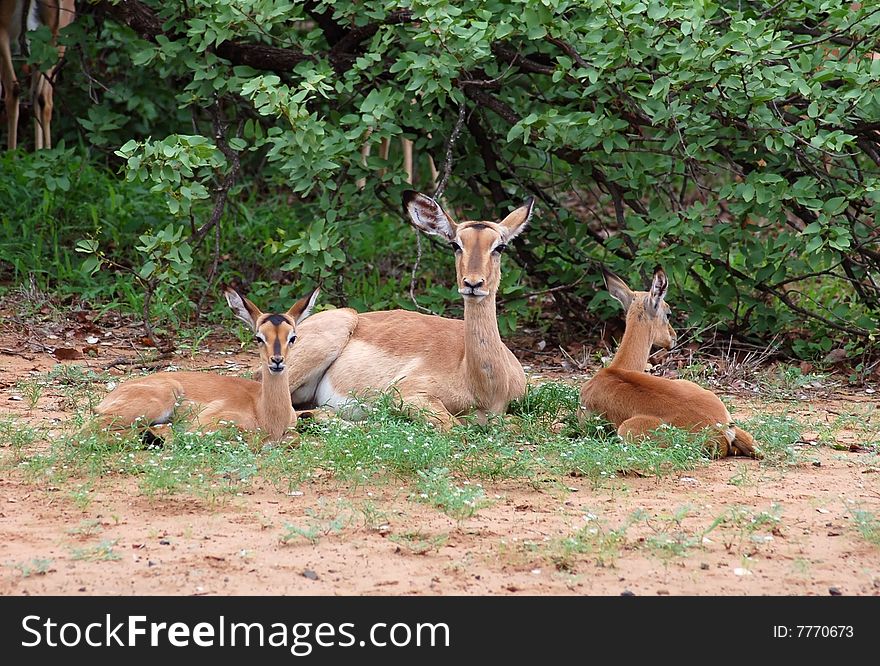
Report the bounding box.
[580,266,759,458]
[0,0,75,150]
[96,287,318,443]
[285,191,534,429]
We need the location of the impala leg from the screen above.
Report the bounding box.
[730,426,760,459]
[399,391,458,431]
[356,141,371,190]
[402,137,413,184]
[0,31,19,150]
[33,71,53,150]
[617,415,665,441]
[377,137,390,179]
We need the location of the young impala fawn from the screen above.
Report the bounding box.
[580,267,759,458]
[95,287,318,442]
[0,0,76,150]
[282,190,533,429]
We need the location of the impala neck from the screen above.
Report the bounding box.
[462,293,506,389]
[258,366,295,441]
[608,312,653,372]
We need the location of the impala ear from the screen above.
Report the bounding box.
[602,268,634,312]
[403,190,457,240]
[288,288,320,325]
[498,197,534,242]
[225,288,262,330]
[646,266,669,317]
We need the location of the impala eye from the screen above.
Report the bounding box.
[493,243,507,254]
[253,336,264,345]
[288,334,297,344]
[449,241,462,253]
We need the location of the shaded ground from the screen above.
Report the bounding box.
[1,303,878,596]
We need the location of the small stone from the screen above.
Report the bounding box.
[700,563,710,570]
[621,590,635,596]
[812,461,821,467]
[302,569,319,581]
[657,589,669,595]
[159,539,171,545]
[829,586,843,596]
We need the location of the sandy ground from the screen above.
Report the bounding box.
[1,312,879,596]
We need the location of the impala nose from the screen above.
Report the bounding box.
[269,356,285,372]
[463,278,484,291]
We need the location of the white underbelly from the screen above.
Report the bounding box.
[314,375,348,410]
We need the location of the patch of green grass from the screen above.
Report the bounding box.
[728,464,755,487]
[412,467,488,521]
[16,378,44,410]
[138,427,260,497]
[849,509,880,547]
[6,557,54,578]
[509,381,580,421]
[704,504,783,552]
[741,414,802,466]
[0,416,40,467]
[67,519,103,537]
[71,539,121,562]
[17,416,260,500]
[68,483,94,511]
[6,382,740,519]
[279,500,355,545]
[45,364,112,413]
[551,519,629,570]
[634,505,704,559]
[388,531,448,555]
[544,425,711,482]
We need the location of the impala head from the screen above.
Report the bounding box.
[224,287,320,375]
[603,266,677,350]
[403,191,534,301]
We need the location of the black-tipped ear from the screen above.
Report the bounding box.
[288,288,320,325]
[646,266,668,316]
[224,288,263,330]
[498,197,534,242]
[602,267,634,312]
[403,190,457,240]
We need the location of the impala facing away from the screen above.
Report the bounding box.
[580,267,759,458]
[284,191,533,429]
[0,0,76,150]
[95,287,318,442]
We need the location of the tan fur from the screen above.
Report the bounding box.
[0,1,75,150]
[580,267,759,458]
[288,192,534,429]
[95,289,318,443]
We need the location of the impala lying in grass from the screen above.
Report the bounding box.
[95,287,318,442]
[283,190,534,429]
[580,267,759,459]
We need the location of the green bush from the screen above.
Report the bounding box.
[5,1,880,357]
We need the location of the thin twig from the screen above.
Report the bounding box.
[193,99,242,320]
[407,97,468,314]
[432,98,468,202]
